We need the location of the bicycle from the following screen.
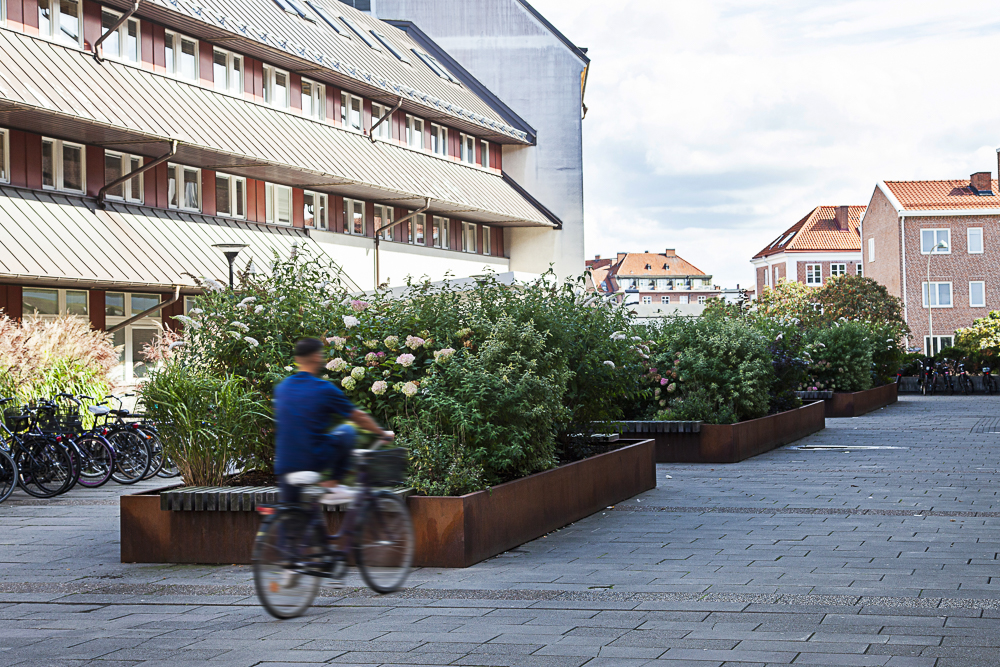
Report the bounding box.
[984,366,997,395]
[253,444,414,619]
[940,358,955,396]
[38,395,117,490]
[956,361,973,395]
[1,399,75,498]
[919,358,937,396]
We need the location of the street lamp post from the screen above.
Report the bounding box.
[926,239,949,357]
[212,243,248,289]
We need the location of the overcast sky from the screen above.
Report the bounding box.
[529,0,1000,288]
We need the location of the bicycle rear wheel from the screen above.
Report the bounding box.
[109,431,150,484]
[253,510,323,619]
[75,435,115,488]
[0,449,17,503]
[140,429,165,479]
[354,491,414,594]
[17,437,74,498]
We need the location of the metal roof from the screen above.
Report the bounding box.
[0,28,557,227]
[0,186,324,290]
[101,0,530,143]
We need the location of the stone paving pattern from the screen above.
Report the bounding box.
[1,395,998,666]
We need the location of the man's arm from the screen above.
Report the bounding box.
[350,409,394,440]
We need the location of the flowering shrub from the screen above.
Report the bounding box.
[802,321,874,392]
[956,311,1000,369]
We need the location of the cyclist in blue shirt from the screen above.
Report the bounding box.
[274,337,392,505]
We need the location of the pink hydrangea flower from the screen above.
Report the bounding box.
[396,353,416,368]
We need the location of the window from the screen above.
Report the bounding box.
[430,124,448,156]
[213,48,243,95]
[460,133,475,165]
[805,264,822,286]
[868,238,875,263]
[103,152,143,203]
[831,263,846,277]
[272,0,313,21]
[405,115,424,150]
[215,173,246,219]
[100,9,139,62]
[482,225,491,255]
[374,204,394,240]
[301,79,325,120]
[307,0,348,36]
[968,228,984,254]
[343,198,365,235]
[371,103,392,140]
[640,279,654,291]
[661,296,670,304]
[22,288,87,317]
[411,213,425,245]
[463,221,477,253]
[924,335,954,357]
[698,296,707,305]
[970,281,986,308]
[38,0,81,46]
[856,264,863,276]
[641,296,651,305]
[922,281,952,308]
[339,16,381,50]
[0,128,8,184]
[167,163,200,211]
[165,31,198,81]
[679,295,689,304]
[263,65,290,109]
[41,138,85,193]
[655,279,667,291]
[479,140,489,167]
[920,228,950,254]
[371,30,410,62]
[265,183,292,224]
[433,215,448,249]
[106,293,165,383]
[413,50,458,83]
[303,191,327,230]
[341,92,363,131]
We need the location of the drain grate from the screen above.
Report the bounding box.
[972,417,1000,434]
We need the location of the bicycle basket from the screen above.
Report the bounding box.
[36,405,83,435]
[361,448,408,487]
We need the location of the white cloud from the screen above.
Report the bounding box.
[531,0,1000,287]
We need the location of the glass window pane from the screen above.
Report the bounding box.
[415,214,425,245]
[131,293,160,314]
[39,0,51,37]
[22,288,58,315]
[302,81,313,117]
[102,10,120,56]
[317,195,327,229]
[231,56,242,94]
[42,140,54,188]
[59,0,80,44]
[214,50,228,91]
[234,178,245,218]
[937,230,949,248]
[127,20,139,61]
[938,283,951,307]
[128,156,142,201]
[350,97,362,130]
[180,39,197,80]
[183,168,199,209]
[0,131,6,182]
[303,192,315,227]
[971,282,985,306]
[969,229,983,253]
[165,35,175,74]
[112,329,125,379]
[62,144,83,191]
[106,292,125,317]
[353,201,364,235]
[274,71,288,108]
[482,225,490,254]
[65,290,88,316]
[216,175,231,215]
[167,166,178,207]
[104,153,123,198]
[132,328,158,378]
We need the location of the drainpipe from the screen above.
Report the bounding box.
[107,285,181,334]
[93,0,141,62]
[373,198,430,288]
[98,140,177,209]
[369,97,403,143]
[900,215,907,340]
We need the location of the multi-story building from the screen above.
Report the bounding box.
[0,0,576,381]
[862,172,1000,355]
[586,249,720,314]
[751,205,865,294]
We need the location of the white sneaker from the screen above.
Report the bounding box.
[320,486,356,506]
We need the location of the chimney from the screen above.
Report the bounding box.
[835,206,850,231]
[664,249,676,257]
[594,255,601,260]
[970,172,993,195]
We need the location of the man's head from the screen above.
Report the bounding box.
[294,337,324,375]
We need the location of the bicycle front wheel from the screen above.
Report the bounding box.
[109,431,150,484]
[0,449,18,503]
[17,437,74,498]
[354,491,414,594]
[253,510,323,619]
[75,435,116,488]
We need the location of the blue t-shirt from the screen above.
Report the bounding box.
[273,372,356,475]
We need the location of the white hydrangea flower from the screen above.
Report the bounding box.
[343,315,359,329]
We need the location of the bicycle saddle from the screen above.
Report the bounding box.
[88,406,110,416]
[284,471,322,486]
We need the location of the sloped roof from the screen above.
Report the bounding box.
[108,0,529,142]
[754,206,864,259]
[610,252,707,278]
[883,180,1000,210]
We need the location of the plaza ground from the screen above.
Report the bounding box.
[1,394,998,666]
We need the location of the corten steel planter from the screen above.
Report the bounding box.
[121,439,656,567]
[619,401,826,464]
[824,383,898,418]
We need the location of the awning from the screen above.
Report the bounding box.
[0,186,330,290]
[0,29,558,228]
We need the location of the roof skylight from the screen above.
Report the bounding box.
[273,0,314,21]
[413,50,458,83]
[340,16,381,50]
[306,0,348,36]
[371,30,410,63]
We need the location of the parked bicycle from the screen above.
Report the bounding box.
[919,357,938,396]
[253,443,414,619]
[984,366,997,395]
[955,361,973,395]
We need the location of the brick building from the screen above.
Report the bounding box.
[0,0,580,382]
[586,249,720,311]
[751,205,864,294]
[862,172,1000,355]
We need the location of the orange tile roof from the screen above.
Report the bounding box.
[753,205,864,259]
[610,252,707,278]
[884,180,1000,210]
